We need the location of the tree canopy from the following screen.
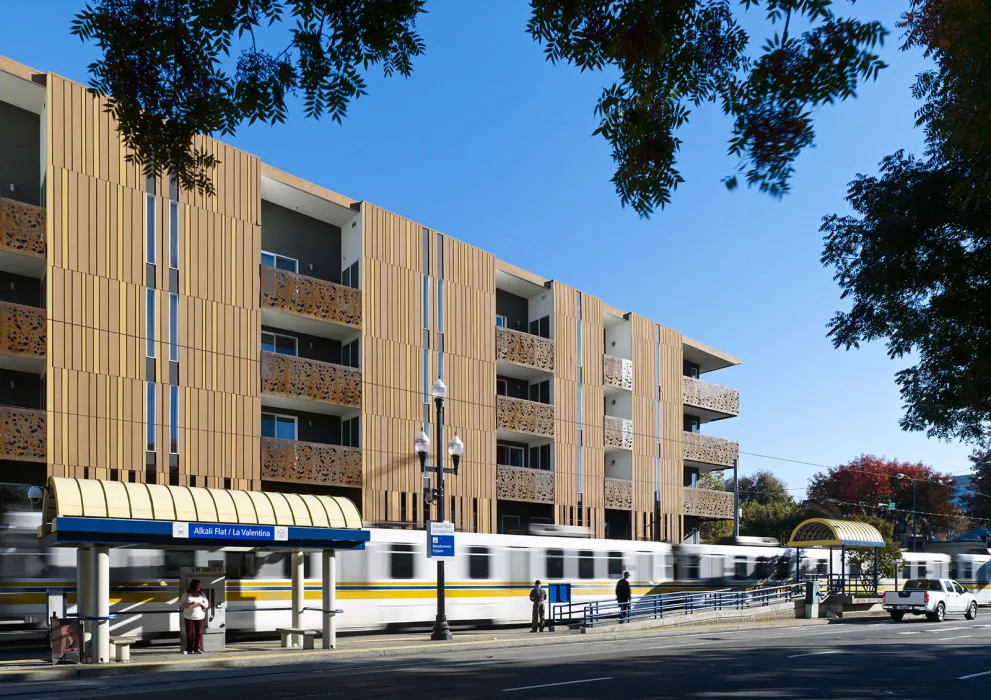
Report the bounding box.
[73,0,889,216]
[806,454,963,541]
[964,449,991,523]
[821,0,991,449]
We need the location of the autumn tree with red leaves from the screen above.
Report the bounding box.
[806,455,963,542]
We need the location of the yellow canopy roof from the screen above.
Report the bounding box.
[787,518,885,548]
[41,477,362,531]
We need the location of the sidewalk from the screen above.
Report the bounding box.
[0,616,840,688]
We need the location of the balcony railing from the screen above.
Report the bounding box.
[496,464,554,504]
[496,327,554,372]
[684,487,735,519]
[261,351,361,408]
[0,198,45,259]
[603,355,633,391]
[260,437,361,488]
[260,265,361,329]
[604,477,633,510]
[0,301,45,359]
[497,396,555,438]
[683,431,739,468]
[683,376,740,417]
[0,407,46,462]
[604,416,633,450]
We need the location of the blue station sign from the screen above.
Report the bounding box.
[427,521,455,559]
[173,522,289,542]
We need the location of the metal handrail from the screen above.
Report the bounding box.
[553,582,804,628]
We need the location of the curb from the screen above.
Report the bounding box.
[0,616,839,689]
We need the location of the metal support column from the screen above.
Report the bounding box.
[322,550,337,649]
[873,547,879,595]
[291,550,304,647]
[840,545,846,597]
[92,546,110,664]
[732,458,740,538]
[76,547,92,660]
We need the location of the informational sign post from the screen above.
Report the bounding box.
[427,521,455,559]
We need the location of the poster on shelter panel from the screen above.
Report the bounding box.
[50,615,81,664]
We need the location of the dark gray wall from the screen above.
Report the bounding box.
[0,102,40,206]
[497,374,528,400]
[0,271,43,307]
[263,325,342,365]
[496,290,529,332]
[261,201,342,283]
[263,405,342,445]
[0,370,43,409]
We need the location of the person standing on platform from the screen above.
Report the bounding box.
[616,571,632,623]
[179,579,209,654]
[529,580,547,633]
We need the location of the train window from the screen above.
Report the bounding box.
[546,549,564,579]
[468,546,490,579]
[776,557,791,580]
[578,551,595,579]
[164,551,195,577]
[962,562,973,579]
[754,557,770,579]
[390,544,415,579]
[683,555,700,580]
[226,552,259,579]
[607,552,623,579]
[917,562,927,578]
[815,561,828,576]
[734,557,749,580]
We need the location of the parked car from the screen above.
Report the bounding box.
[882,579,978,622]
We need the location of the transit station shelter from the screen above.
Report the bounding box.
[37,477,369,663]
[788,518,886,597]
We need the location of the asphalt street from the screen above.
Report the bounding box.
[6,616,991,699]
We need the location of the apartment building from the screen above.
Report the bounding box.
[0,55,740,542]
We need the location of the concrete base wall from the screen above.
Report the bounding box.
[578,600,804,635]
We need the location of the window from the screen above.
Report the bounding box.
[683,555,701,580]
[169,293,179,362]
[389,544,414,579]
[528,315,550,339]
[754,557,770,579]
[683,360,700,379]
[146,194,156,265]
[578,551,595,579]
[422,275,430,329]
[529,444,551,471]
[146,382,156,451]
[775,557,791,580]
[496,314,507,328]
[917,562,928,578]
[342,338,360,369]
[437,279,444,334]
[608,552,623,579]
[169,385,179,454]
[734,557,750,580]
[146,289,156,358]
[169,200,179,269]
[962,562,973,579]
[468,546,490,579]
[261,331,298,356]
[528,380,551,405]
[342,416,360,448]
[496,379,508,396]
[261,251,298,272]
[341,261,359,289]
[953,582,966,595]
[261,413,297,440]
[497,444,524,467]
[684,415,701,433]
[546,549,564,579]
[500,514,520,534]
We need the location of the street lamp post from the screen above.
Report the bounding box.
[415,379,464,642]
[896,473,918,553]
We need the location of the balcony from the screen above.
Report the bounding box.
[0,198,46,260]
[260,437,361,488]
[260,265,361,332]
[261,351,361,410]
[683,431,739,470]
[0,301,45,370]
[604,416,633,450]
[496,327,554,373]
[683,487,735,520]
[0,407,46,462]
[683,376,739,420]
[496,464,554,504]
[497,396,554,438]
[604,477,632,510]
[603,355,632,391]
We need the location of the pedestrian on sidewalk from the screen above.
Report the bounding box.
[616,571,632,623]
[529,580,547,633]
[179,578,209,654]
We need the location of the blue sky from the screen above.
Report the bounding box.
[0,1,973,496]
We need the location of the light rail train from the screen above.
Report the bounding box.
[1,512,988,638]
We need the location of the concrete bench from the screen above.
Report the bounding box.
[276,627,319,649]
[109,636,134,662]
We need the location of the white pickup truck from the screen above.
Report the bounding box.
[883,578,978,622]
